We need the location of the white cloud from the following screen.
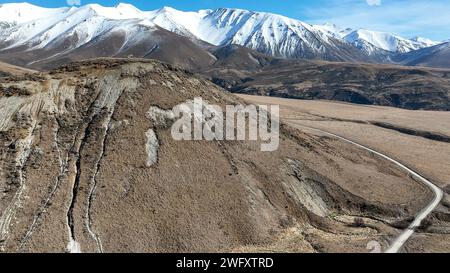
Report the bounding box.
[366,0,381,6]
[66,0,81,6]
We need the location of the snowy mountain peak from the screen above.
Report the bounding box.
[344,29,434,54]
[0,2,67,23]
[161,6,182,12]
[345,29,401,52]
[181,7,338,58]
[79,3,145,19]
[0,3,442,62]
[410,36,439,47]
[116,2,140,10]
[313,23,353,38]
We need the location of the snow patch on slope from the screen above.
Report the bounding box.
[67,239,81,253]
[145,129,159,167]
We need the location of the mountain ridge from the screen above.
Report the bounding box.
[0,2,444,64]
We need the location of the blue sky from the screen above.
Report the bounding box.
[1,0,449,40]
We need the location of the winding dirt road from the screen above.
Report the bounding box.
[291,124,444,253]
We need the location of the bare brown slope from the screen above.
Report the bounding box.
[210,60,450,111]
[239,94,450,188]
[0,59,432,252]
[239,94,450,253]
[0,61,36,76]
[395,42,450,69]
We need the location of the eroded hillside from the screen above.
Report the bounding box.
[0,59,433,252]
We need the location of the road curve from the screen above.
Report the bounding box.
[291,123,444,253]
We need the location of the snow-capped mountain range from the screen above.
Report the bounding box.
[0,2,444,64]
[344,29,439,54]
